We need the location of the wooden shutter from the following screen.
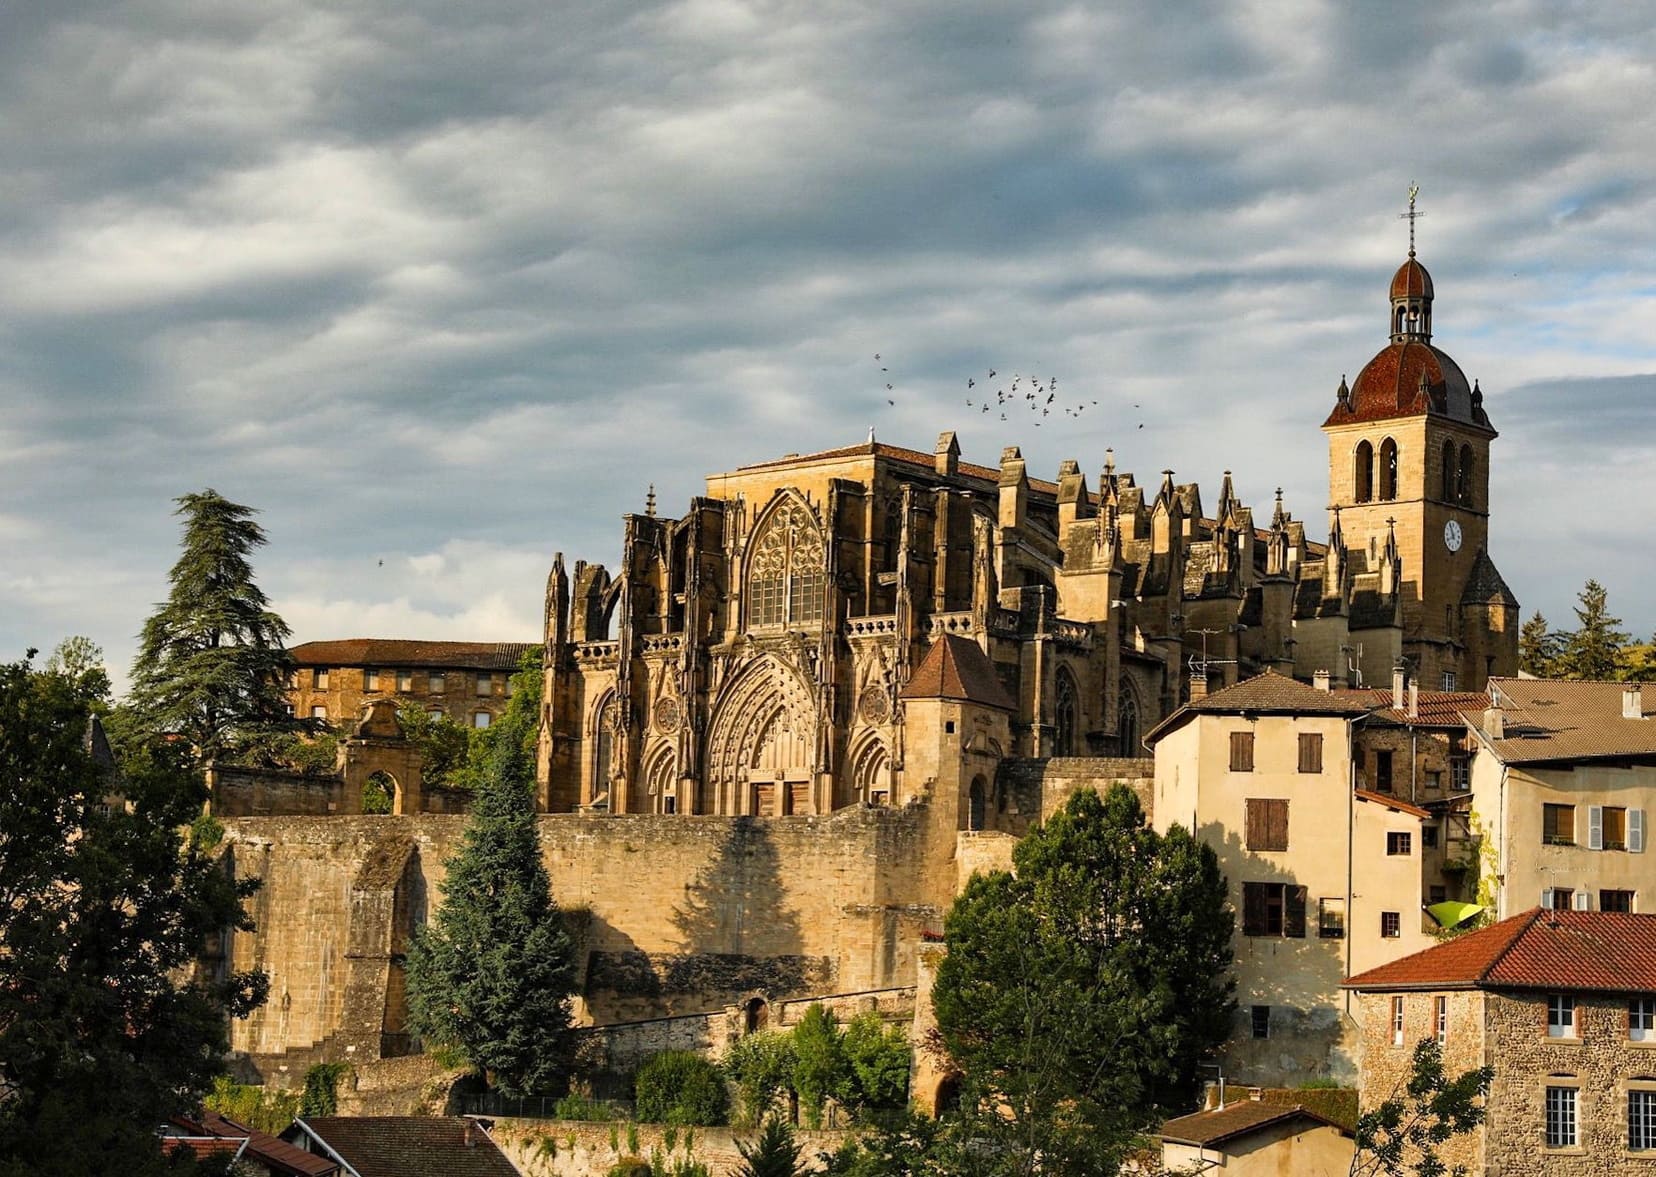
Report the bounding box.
[1245,800,1289,852]
[1243,883,1267,937]
[1231,731,1255,772]
[1588,805,1604,851]
[1632,809,1646,853]
[1298,732,1323,774]
[1285,886,1308,938]
[1245,800,1266,850]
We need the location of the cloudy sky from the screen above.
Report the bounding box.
[4,1,1656,690]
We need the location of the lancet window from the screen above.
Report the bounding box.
[748,501,826,628]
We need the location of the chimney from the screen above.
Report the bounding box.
[463,1120,474,1147]
[1203,1082,1221,1111]
[1392,666,1406,711]
[1313,669,1332,693]
[1189,671,1209,702]
[1408,681,1419,721]
[1482,705,1504,740]
[1624,685,1644,720]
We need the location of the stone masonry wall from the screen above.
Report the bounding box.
[223,806,937,1070]
[1355,989,1487,1175]
[486,1119,850,1177]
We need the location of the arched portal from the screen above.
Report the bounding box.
[1441,439,1456,502]
[704,655,817,816]
[744,997,770,1034]
[362,771,396,815]
[966,775,987,831]
[851,736,892,807]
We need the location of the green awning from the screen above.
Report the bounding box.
[1427,901,1484,929]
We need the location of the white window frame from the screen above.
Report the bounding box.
[310,704,327,720]
[364,668,380,691]
[1631,998,1656,1043]
[1633,807,1647,854]
[1436,995,1448,1045]
[1548,994,1577,1039]
[429,672,446,695]
[1392,996,1405,1046]
[1545,1084,1578,1149]
[1631,1086,1656,1152]
[472,711,492,729]
[396,670,414,692]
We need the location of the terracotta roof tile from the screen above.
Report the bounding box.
[725,440,1062,495]
[289,639,536,672]
[900,634,1014,711]
[291,1117,519,1177]
[1354,790,1431,819]
[1159,1101,1352,1147]
[1345,909,1656,994]
[1477,677,1656,764]
[1186,671,1374,716]
[168,1112,338,1177]
[1351,688,1490,727]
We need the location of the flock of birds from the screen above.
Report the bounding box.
[877,354,1144,430]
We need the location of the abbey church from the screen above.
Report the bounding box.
[537,246,1520,819]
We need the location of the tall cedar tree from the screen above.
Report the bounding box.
[0,655,267,1176]
[1558,579,1630,681]
[1517,610,1562,678]
[404,656,577,1097]
[130,490,299,762]
[930,784,1234,1177]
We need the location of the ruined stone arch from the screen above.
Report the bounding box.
[744,491,826,631]
[362,770,397,815]
[702,655,816,815]
[849,731,892,807]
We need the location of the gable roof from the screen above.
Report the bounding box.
[900,634,1015,711]
[289,639,535,672]
[287,1118,519,1177]
[1475,677,1656,765]
[166,1112,338,1177]
[1345,908,1656,994]
[1144,670,1372,747]
[1354,790,1431,819]
[1352,687,1490,727]
[1159,1101,1353,1148]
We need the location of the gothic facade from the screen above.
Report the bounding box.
[534,249,1520,815]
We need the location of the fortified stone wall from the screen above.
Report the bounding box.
[223,806,939,1071]
[486,1119,851,1177]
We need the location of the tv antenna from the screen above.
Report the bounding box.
[1188,626,1242,680]
[1340,641,1365,688]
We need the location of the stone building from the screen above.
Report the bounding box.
[534,245,1517,822]
[286,638,535,728]
[1346,909,1656,1175]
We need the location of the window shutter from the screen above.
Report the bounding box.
[1632,809,1646,854]
[1542,888,1554,910]
[1231,731,1255,772]
[1245,800,1265,850]
[1573,890,1591,911]
[1243,884,1267,937]
[1286,886,1308,938]
[1588,805,1604,851]
[1270,801,1290,851]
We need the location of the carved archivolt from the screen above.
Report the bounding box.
[703,655,816,811]
[850,732,892,803]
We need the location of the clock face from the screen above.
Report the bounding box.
[1443,519,1463,553]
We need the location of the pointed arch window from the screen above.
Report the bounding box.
[1441,440,1456,502]
[1379,438,1399,501]
[748,500,826,628]
[1457,445,1474,507]
[1354,441,1374,503]
[592,695,618,804]
[1118,686,1141,756]
[1054,669,1079,757]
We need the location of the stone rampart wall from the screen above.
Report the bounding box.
[486,1119,850,1177]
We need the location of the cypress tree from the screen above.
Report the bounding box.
[129,490,298,761]
[404,667,576,1097]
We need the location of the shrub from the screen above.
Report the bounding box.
[203,1076,300,1135]
[791,1005,843,1129]
[839,1012,910,1114]
[734,1115,807,1177]
[300,1062,351,1117]
[634,1051,729,1126]
[188,811,224,851]
[607,1159,651,1177]
[723,1031,797,1127]
[553,1088,619,1121]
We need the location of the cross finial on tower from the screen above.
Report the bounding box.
[645,484,656,517]
[1399,183,1424,257]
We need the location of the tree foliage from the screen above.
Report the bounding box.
[1350,1039,1492,1177]
[633,1051,729,1126]
[1518,610,1562,678]
[403,672,576,1097]
[792,1005,845,1130]
[129,490,300,762]
[734,1116,809,1177]
[929,784,1234,1177]
[1558,579,1630,681]
[724,1031,798,1128]
[0,655,267,1175]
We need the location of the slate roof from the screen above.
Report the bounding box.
[289,1117,519,1177]
[1460,548,1518,607]
[1159,1101,1352,1147]
[1476,677,1656,765]
[289,640,536,672]
[900,634,1015,711]
[1345,909,1656,994]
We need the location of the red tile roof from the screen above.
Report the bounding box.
[1354,790,1431,819]
[723,440,1063,495]
[166,1112,338,1177]
[900,634,1015,711]
[291,1117,520,1177]
[1345,909,1656,994]
[1186,671,1375,716]
[289,639,535,671]
[1159,1100,1352,1147]
[1350,687,1491,727]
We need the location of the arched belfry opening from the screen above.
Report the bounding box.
[1354,441,1374,503]
[1378,438,1399,501]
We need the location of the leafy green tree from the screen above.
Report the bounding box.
[44,635,112,704]
[403,689,577,1097]
[1517,611,1562,678]
[724,1031,798,1127]
[633,1051,729,1126]
[839,1012,910,1114]
[0,654,268,1175]
[930,784,1233,1177]
[816,1112,952,1177]
[1349,1039,1492,1177]
[394,705,474,787]
[1557,579,1630,681]
[792,1004,845,1129]
[734,1116,808,1177]
[129,490,300,762]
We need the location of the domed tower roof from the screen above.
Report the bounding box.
[1324,252,1492,433]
